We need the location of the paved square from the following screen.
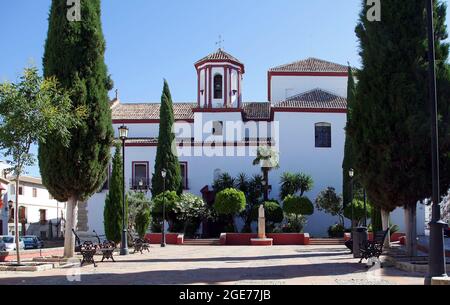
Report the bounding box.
[0,245,424,285]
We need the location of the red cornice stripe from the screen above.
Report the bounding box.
[195,59,245,74]
[113,119,194,124]
[192,108,243,113]
[269,71,348,77]
[271,108,347,114]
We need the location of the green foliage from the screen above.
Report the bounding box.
[251,201,284,224]
[283,195,314,216]
[282,215,307,233]
[342,66,356,208]
[0,67,79,179]
[135,206,151,238]
[127,191,152,234]
[104,144,125,243]
[344,199,372,226]
[151,191,180,220]
[371,205,383,232]
[214,188,246,216]
[328,224,346,238]
[349,0,450,212]
[280,172,314,200]
[151,80,182,196]
[176,193,208,237]
[213,173,236,193]
[40,0,114,203]
[315,187,344,225]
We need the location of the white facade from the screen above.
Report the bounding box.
[84,51,424,237]
[0,162,66,238]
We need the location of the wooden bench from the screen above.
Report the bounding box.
[98,241,116,262]
[133,238,151,254]
[80,241,98,267]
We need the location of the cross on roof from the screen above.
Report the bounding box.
[215,35,224,50]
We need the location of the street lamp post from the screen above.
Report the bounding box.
[425,0,448,284]
[118,125,129,256]
[161,169,167,248]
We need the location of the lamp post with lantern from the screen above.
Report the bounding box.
[118,125,129,256]
[161,169,167,248]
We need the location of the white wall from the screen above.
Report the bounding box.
[270,75,348,103]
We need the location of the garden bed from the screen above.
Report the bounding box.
[0,262,55,272]
[145,233,184,245]
[219,233,310,246]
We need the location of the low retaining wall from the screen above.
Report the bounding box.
[344,232,405,243]
[145,233,184,245]
[220,233,310,246]
[0,247,64,262]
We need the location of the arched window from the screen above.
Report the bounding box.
[315,123,332,148]
[214,74,223,99]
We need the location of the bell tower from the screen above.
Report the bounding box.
[195,49,245,109]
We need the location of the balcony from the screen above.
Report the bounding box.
[130,178,151,192]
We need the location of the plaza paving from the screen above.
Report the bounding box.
[0,245,424,285]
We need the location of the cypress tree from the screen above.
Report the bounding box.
[342,66,356,208]
[103,144,124,243]
[349,0,450,256]
[39,0,114,257]
[151,80,182,196]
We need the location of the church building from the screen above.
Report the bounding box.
[81,49,424,237]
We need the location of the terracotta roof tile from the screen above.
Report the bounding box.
[242,102,271,120]
[195,49,243,66]
[270,57,349,73]
[112,103,196,121]
[275,89,347,109]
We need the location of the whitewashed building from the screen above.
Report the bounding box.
[83,49,424,237]
[0,161,67,238]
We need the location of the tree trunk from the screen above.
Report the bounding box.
[404,204,417,257]
[14,178,21,265]
[263,168,269,202]
[381,209,390,248]
[64,196,78,258]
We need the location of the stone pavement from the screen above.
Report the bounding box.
[0,245,424,285]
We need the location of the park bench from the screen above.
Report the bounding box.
[133,237,151,254]
[98,240,116,262]
[72,229,117,266]
[79,241,98,267]
[359,229,390,266]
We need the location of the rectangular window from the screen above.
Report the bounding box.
[315,123,332,148]
[39,209,47,224]
[180,162,188,190]
[32,188,37,198]
[19,206,26,222]
[212,121,223,136]
[132,162,149,190]
[10,185,15,195]
[18,186,23,196]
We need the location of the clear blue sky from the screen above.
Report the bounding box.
[1,1,449,177]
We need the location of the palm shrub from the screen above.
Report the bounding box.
[214,188,246,232]
[280,172,314,200]
[213,173,236,193]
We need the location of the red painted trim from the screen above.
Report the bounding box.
[131,161,150,186]
[180,161,188,190]
[113,119,194,124]
[195,59,245,74]
[238,71,241,108]
[208,67,212,107]
[126,142,273,148]
[267,71,272,103]
[224,66,228,107]
[269,71,348,77]
[197,69,200,107]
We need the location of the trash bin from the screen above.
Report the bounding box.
[353,226,368,258]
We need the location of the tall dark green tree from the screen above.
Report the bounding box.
[151,80,182,196]
[349,0,450,256]
[342,66,356,208]
[103,144,124,243]
[39,0,114,257]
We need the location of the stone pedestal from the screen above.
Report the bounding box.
[252,204,273,246]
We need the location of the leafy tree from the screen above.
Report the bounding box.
[344,199,372,227]
[104,144,125,243]
[176,193,208,237]
[0,67,79,263]
[350,0,450,255]
[214,188,246,231]
[371,205,383,232]
[253,146,280,201]
[127,191,152,234]
[213,172,236,193]
[151,191,180,231]
[151,80,182,196]
[315,187,345,226]
[240,174,264,232]
[280,172,314,200]
[40,0,114,258]
[283,195,314,218]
